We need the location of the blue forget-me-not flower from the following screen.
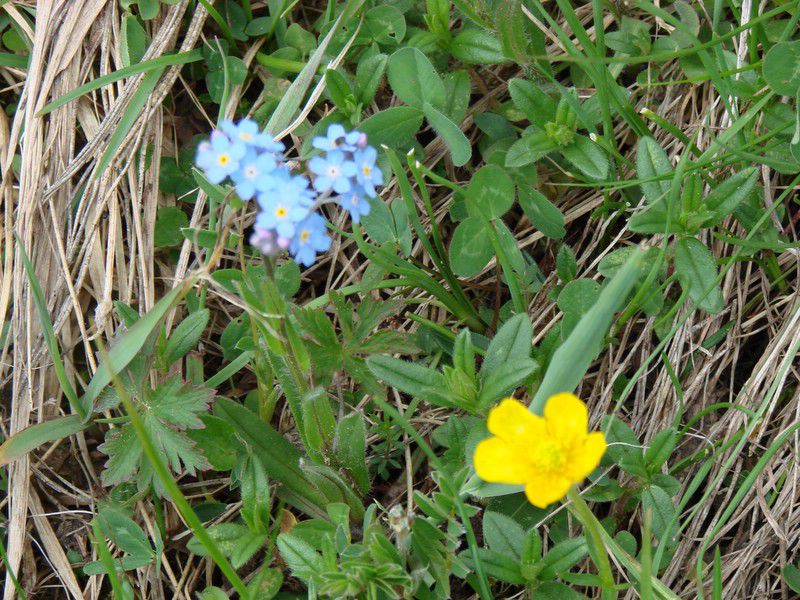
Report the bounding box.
[195,120,382,267]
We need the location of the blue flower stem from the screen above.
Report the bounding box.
[567,488,617,599]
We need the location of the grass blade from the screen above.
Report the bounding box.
[531,249,645,413]
[37,50,202,116]
[15,234,84,418]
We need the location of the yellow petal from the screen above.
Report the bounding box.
[544,393,588,449]
[474,437,531,484]
[523,474,572,508]
[487,398,544,443]
[566,432,607,481]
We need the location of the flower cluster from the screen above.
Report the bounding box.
[473,394,606,508]
[195,120,382,267]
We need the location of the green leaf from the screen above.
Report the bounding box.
[38,50,203,117]
[451,29,508,64]
[139,0,160,20]
[240,454,271,534]
[449,216,494,277]
[482,511,526,559]
[187,415,239,471]
[387,47,445,109]
[508,79,556,127]
[0,416,87,466]
[154,207,189,247]
[466,165,515,219]
[325,69,355,111]
[535,582,582,599]
[277,533,325,581]
[496,0,530,65]
[422,102,472,166]
[636,137,673,204]
[359,106,424,149]
[462,548,525,584]
[518,188,565,239]
[265,3,360,134]
[644,428,678,471]
[366,355,446,398]
[97,504,153,558]
[478,358,537,407]
[505,130,557,167]
[561,134,609,181]
[629,198,685,234]
[556,244,577,282]
[16,235,83,417]
[673,237,724,313]
[120,13,149,67]
[355,53,388,104]
[641,486,675,542]
[442,70,471,123]
[333,412,370,494]
[214,398,329,519]
[481,313,532,376]
[763,41,800,96]
[782,564,800,594]
[163,309,209,364]
[364,5,406,45]
[537,537,589,579]
[703,167,759,224]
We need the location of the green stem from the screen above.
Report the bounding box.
[567,489,617,599]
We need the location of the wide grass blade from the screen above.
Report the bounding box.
[531,249,645,413]
[265,0,366,136]
[0,415,86,466]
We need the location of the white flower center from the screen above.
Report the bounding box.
[326,165,340,178]
[244,165,258,179]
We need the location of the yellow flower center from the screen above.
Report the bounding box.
[217,154,230,166]
[240,132,253,141]
[362,164,371,176]
[528,440,563,472]
[299,229,311,243]
[275,206,287,218]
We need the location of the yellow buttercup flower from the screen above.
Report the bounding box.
[474,394,606,508]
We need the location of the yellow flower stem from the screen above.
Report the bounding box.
[566,488,617,600]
